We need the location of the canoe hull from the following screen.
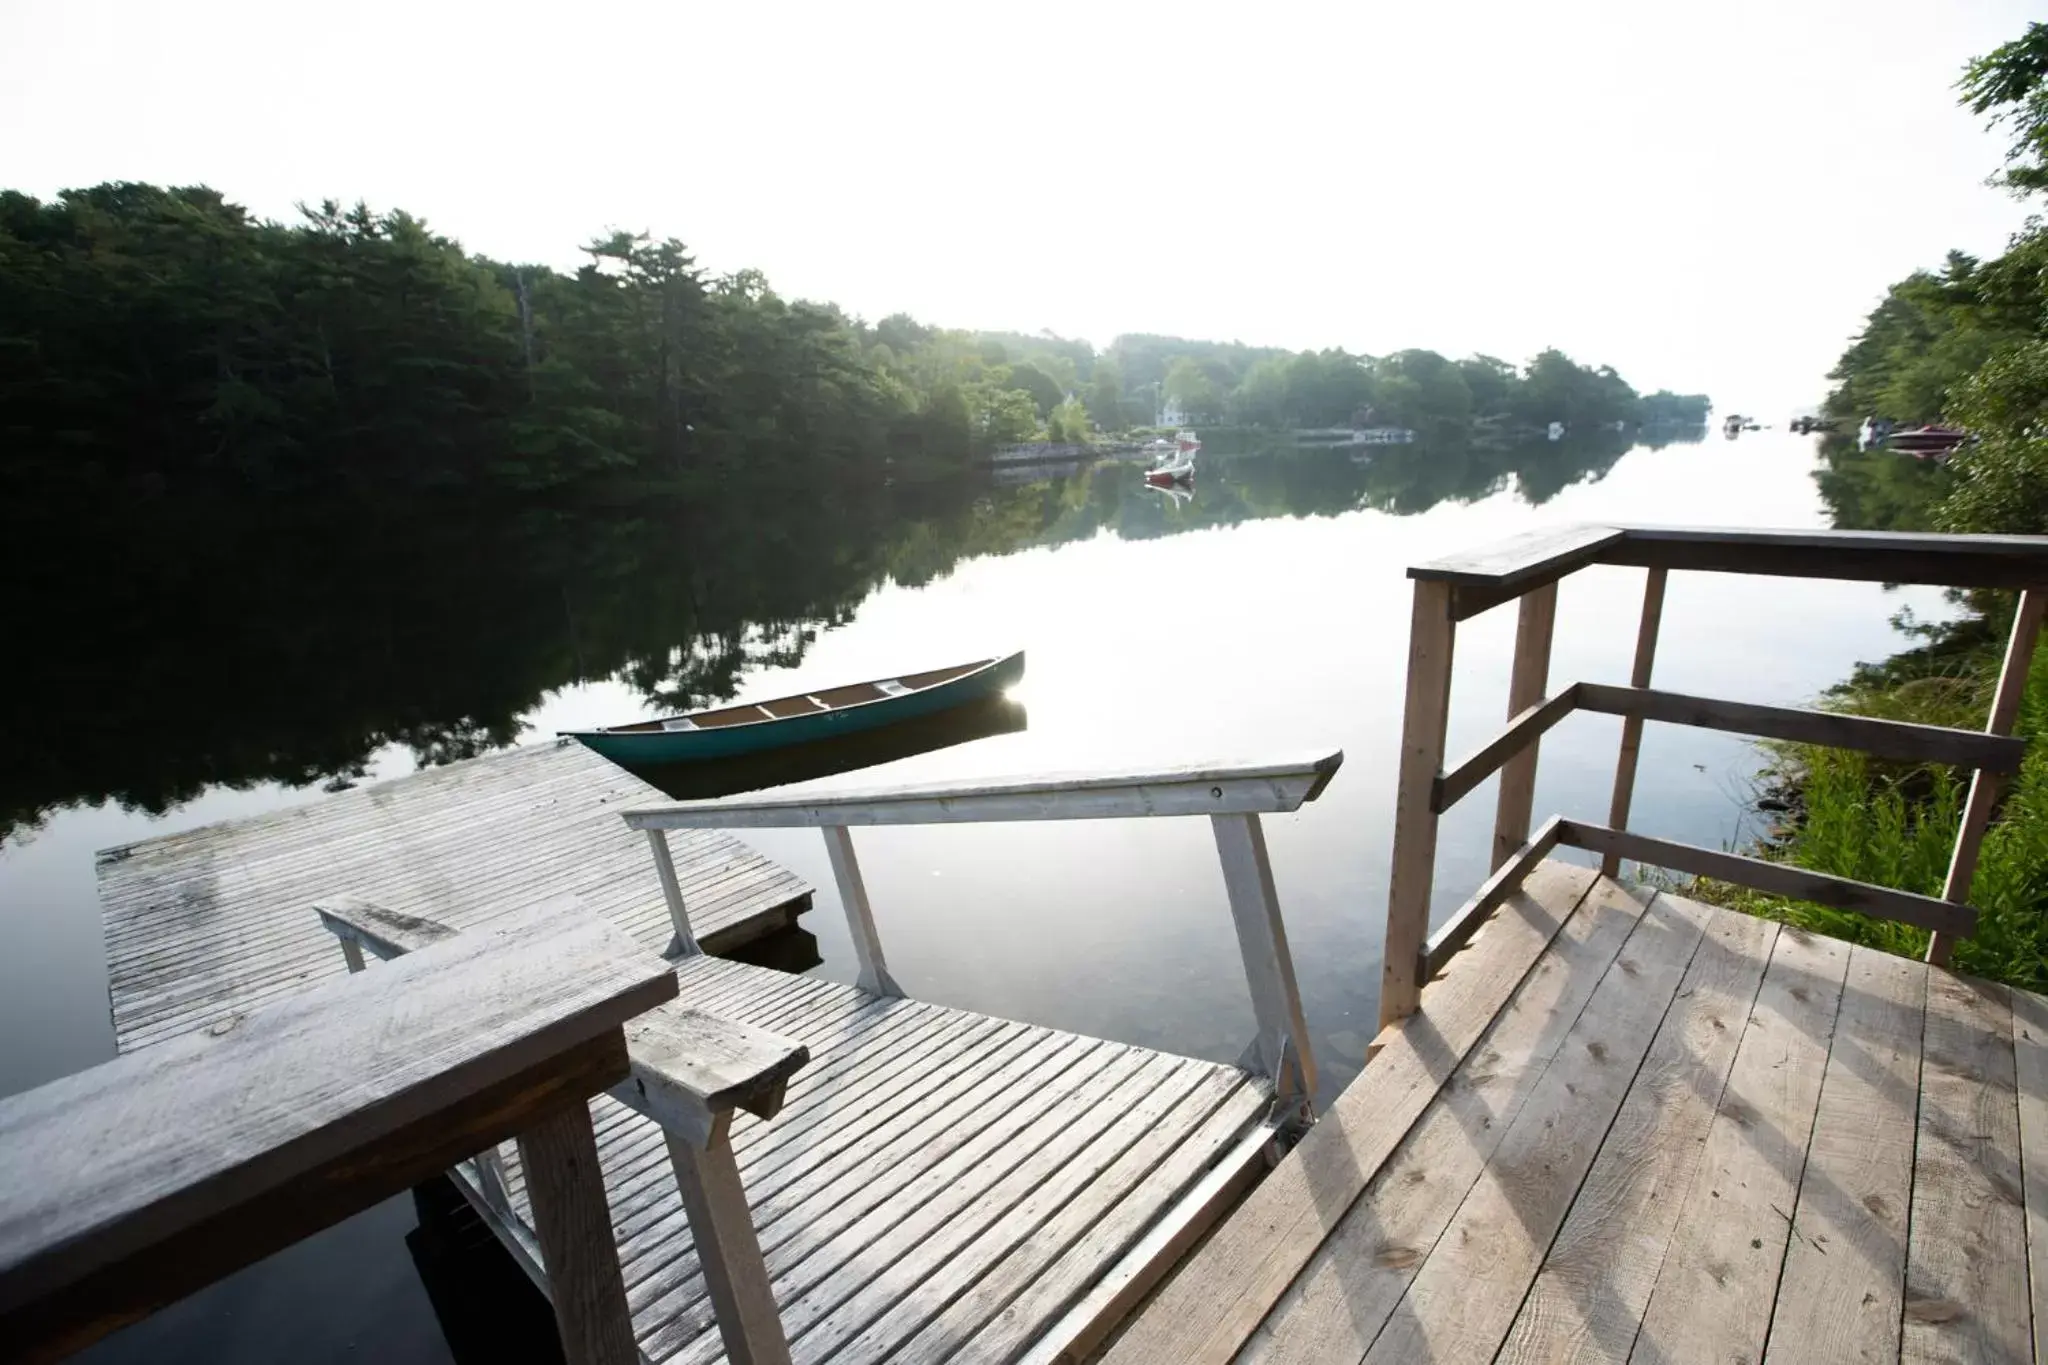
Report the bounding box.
[572,652,1026,766]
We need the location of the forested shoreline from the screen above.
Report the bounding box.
[0,182,1703,507]
[1723,22,2048,987]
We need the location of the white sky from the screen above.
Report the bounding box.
[2,0,2038,410]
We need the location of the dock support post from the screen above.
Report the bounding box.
[1382,579,1456,1029]
[516,1096,641,1365]
[646,828,700,958]
[666,1116,793,1365]
[338,939,367,974]
[822,825,903,996]
[1930,587,2045,966]
[1603,566,1668,878]
[1211,813,1316,1118]
[1493,581,1558,870]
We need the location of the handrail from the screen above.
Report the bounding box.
[624,752,1344,1121]
[1381,525,2048,1029]
[2,907,675,1365]
[621,752,1344,829]
[1409,523,2048,620]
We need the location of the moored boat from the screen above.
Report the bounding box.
[564,652,1026,764]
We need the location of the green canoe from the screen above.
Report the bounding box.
[564,651,1026,765]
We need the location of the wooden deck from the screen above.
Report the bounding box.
[97,740,812,1054]
[1103,859,2048,1364]
[455,952,1275,1365]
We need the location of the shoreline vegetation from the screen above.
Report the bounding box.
[0,181,1705,844]
[1698,21,2048,989]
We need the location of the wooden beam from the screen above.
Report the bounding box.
[1492,582,1557,870]
[1575,682,2027,772]
[516,1099,642,1365]
[1931,587,2047,965]
[821,825,902,997]
[621,753,1345,831]
[314,896,460,960]
[665,1116,794,1365]
[1421,816,1565,979]
[1554,820,1977,938]
[1605,525,2048,591]
[1433,686,1580,814]
[1381,580,1456,1029]
[614,1006,810,1146]
[1210,814,1316,1116]
[646,827,700,958]
[1604,566,1667,877]
[0,912,674,1363]
[1407,523,1626,621]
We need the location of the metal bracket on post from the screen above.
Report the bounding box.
[821,825,904,997]
[1211,812,1316,1126]
[646,828,701,959]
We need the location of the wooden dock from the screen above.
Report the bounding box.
[458,951,1273,1365]
[1106,860,2048,1363]
[97,740,812,1054]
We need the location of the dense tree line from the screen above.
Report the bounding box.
[1,182,1699,515]
[1819,23,2048,536]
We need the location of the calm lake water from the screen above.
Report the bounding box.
[3,426,1954,1361]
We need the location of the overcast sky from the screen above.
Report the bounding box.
[2,0,2038,410]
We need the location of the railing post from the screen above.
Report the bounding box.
[338,939,367,973]
[1929,587,2046,966]
[1603,566,1668,878]
[645,828,700,958]
[1382,578,1457,1029]
[665,1115,793,1365]
[1493,581,1558,870]
[515,1097,642,1365]
[821,825,903,996]
[1210,813,1317,1120]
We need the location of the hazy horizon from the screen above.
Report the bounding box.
[5,0,2039,411]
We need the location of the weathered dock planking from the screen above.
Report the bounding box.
[448,953,1273,1365]
[1104,862,2048,1364]
[97,740,813,1054]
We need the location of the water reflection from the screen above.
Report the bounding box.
[7,426,1694,844]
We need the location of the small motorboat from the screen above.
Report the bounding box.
[1885,425,1970,458]
[1145,456,1195,485]
[564,651,1026,764]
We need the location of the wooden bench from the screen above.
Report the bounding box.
[0,905,676,1365]
[315,896,809,1365]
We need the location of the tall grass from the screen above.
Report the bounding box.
[1699,647,2048,991]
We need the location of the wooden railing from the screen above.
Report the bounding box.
[624,753,1344,1123]
[314,897,808,1365]
[0,905,676,1365]
[1382,523,2048,1029]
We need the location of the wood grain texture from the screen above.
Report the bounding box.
[0,910,672,1362]
[623,752,1346,830]
[667,1119,792,1365]
[1903,969,2029,1364]
[519,1098,642,1365]
[404,947,1271,1365]
[1575,682,2027,773]
[1434,685,1581,814]
[1212,812,1315,1107]
[1932,587,2046,966]
[98,740,810,1054]
[1497,901,1782,1365]
[1602,566,1665,878]
[1421,815,1564,978]
[1626,923,1851,1364]
[1493,581,1558,869]
[1379,578,1457,1028]
[1100,860,1599,1365]
[1558,821,1976,938]
[617,1007,809,1144]
[2010,986,2048,1365]
[1355,892,1712,1365]
[1246,876,1654,1365]
[1604,524,2048,590]
[1765,946,1926,1365]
